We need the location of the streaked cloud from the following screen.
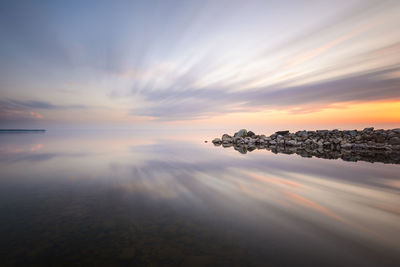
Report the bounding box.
[0,0,399,127]
[131,66,400,120]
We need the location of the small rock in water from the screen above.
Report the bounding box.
[212,138,222,144]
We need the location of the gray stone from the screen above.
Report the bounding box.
[247,131,255,137]
[212,138,222,144]
[222,134,232,140]
[286,140,296,146]
[342,143,352,149]
[234,129,247,138]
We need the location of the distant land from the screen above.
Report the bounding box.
[0,129,46,132]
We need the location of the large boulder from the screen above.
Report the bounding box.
[234,129,247,138]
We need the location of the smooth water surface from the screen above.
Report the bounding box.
[0,130,399,266]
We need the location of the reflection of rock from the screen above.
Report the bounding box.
[212,128,400,164]
[234,146,247,154]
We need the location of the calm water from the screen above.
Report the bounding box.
[0,130,399,266]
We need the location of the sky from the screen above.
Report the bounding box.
[0,0,399,131]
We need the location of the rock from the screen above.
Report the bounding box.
[342,144,352,149]
[296,142,303,147]
[248,146,256,152]
[234,129,247,138]
[247,131,255,137]
[211,128,400,163]
[389,137,400,145]
[286,140,296,146]
[275,130,289,136]
[375,135,386,143]
[317,130,329,134]
[222,134,233,143]
[388,131,398,138]
[212,138,222,144]
[222,134,232,140]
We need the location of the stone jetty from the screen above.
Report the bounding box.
[211,128,400,164]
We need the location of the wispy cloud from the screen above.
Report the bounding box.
[130,66,400,121]
[0,99,87,122]
[1,0,400,125]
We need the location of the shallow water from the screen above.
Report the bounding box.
[0,130,399,266]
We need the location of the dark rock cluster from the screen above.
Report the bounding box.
[211,128,400,164]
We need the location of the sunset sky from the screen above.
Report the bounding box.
[1,0,399,130]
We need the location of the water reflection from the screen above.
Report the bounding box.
[216,142,400,164]
[0,130,399,266]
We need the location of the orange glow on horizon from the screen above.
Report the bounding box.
[171,100,400,129]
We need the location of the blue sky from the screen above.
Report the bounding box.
[1,0,399,129]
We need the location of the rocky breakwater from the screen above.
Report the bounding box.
[211,128,400,164]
